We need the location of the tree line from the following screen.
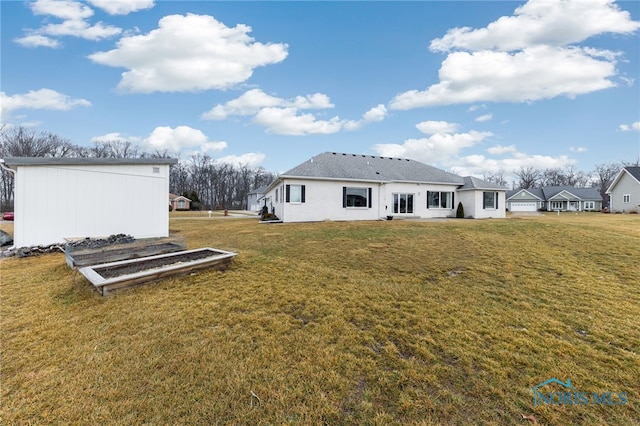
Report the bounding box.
[0,126,276,211]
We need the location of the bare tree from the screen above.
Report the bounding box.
[483,170,508,187]
[514,167,541,189]
[540,168,566,186]
[593,162,621,208]
[564,165,590,187]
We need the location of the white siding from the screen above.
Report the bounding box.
[609,172,640,213]
[265,179,464,222]
[14,163,170,247]
[457,190,506,219]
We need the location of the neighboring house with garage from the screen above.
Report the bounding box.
[169,193,191,211]
[506,186,603,212]
[247,185,267,212]
[261,152,507,222]
[606,166,640,213]
[1,157,177,247]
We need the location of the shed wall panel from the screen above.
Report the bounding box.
[13,163,170,247]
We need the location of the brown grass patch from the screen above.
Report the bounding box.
[1,213,639,424]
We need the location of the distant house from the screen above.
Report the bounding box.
[2,157,177,247]
[506,186,602,212]
[247,185,267,212]
[261,152,507,222]
[169,193,191,211]
[606,166,640,213]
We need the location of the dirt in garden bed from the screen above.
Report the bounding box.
[70,242,185,267]
[95,250,226,278]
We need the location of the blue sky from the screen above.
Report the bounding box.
[1,0,639,177]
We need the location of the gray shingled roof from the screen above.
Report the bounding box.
[281,152,465,184]
[507,188,545,200]
[459,176,508,191]
[507,186,602,201]
[624,166,640,182]
[542,186,602,200]
[2,157,177,167]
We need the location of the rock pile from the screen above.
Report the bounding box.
[1,234,135,258]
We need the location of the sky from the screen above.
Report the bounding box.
[1,0,639,178]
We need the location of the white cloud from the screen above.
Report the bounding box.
[487,144,517,155]
[89,14,288,93]
[18,0,122,46]
[30,0,93,21]
[144,126,228,154]
[252,107,345,136]
[569,146,588,153]
[202,89,333,120]
[14,34,61,48]
[373,130,493,164]
[451,153,575,178]
[391,0,639,110]
[475,113,493,122]
[618,121,640,132]
[39,19,122,40]
[429,0,640,52]
[87,0,155,15]
[1,89,91,122]
[91,132,142,144]
[390,46,617,109]
[216,153,266,168]
[204,89,386,135]
[415,120,459,135]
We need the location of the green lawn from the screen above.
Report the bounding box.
[1,213,639,425]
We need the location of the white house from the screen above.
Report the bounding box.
[261,152,506,222]
[606,166,640,213]
[247,185,268,212]
[506,186,603,212]
[2,157,177,247]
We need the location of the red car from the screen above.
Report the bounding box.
[2,212,14,221]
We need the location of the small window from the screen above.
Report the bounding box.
[343,187,370,208]
[483,192,498,209]
[153,167,160,174]
[286,184,305,203]
[584,201,595,210]
[427,191,453,209]
[623,194,630,203]
[551,201,563,210]
[275,188,279,203]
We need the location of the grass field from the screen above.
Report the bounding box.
[1,213,639,425]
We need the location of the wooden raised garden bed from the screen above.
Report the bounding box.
[65,237,186,268]
[78,248,237,295]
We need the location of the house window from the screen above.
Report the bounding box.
[584,201,595,210]
[483,191,498,209]
[178,200,185,209]
[427,191,453,209]
[393,193,414,214]
[275,188,279,203]
[286,184,305,203]
[343,187,371,208]
[623,194,630,203]
[550,201,563,210]
[153,167,160,174]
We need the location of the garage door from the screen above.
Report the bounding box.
[510,202,537,212]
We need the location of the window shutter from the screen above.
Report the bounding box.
[368,188,372,208]
[495,192,498,209]
[301,185,306,203]
[426,191,430,209]
[286,185,290,203]
[343,187,347,208]
[452,192,455,209]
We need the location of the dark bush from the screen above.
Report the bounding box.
[456,202,464,218]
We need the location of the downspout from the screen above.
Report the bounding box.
[0,159,16,251]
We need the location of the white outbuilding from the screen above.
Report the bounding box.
[1,157,177,247]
